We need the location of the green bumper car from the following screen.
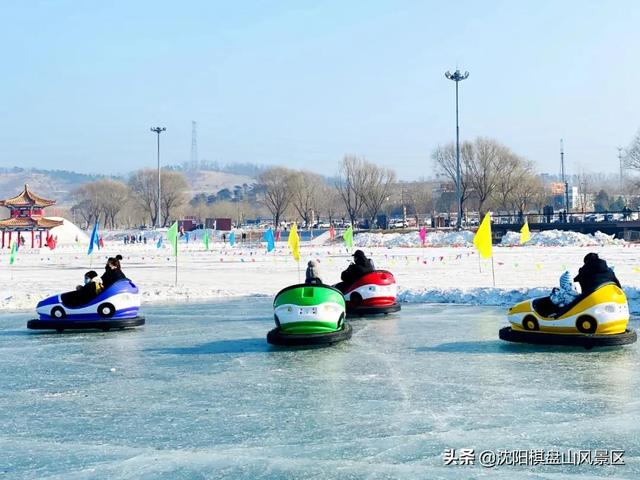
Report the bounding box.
[267,284,353,346]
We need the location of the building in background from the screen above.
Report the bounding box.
[0,184,63,248]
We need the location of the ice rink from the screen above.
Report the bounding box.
[2,300,639,479]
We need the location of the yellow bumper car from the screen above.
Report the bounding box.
[499,283,636,348]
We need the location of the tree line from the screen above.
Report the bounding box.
[72,170,189,228]
[73,135,638,230]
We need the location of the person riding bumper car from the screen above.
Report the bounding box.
[500,282,636,348]
[267,283,352,346]
[27,279,144,332]
[340,270,401,317]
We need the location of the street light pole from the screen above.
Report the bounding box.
[445,69,469,230]
[150,127,166,228]
[560,139,569,217]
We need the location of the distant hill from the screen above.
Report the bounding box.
[0,167,256,207]
[182,170,255,198]
[0,168,107,206]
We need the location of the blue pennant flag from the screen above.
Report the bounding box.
[263,228,275,252]
[87,221,100,255]
[229,231,236,247]
[156,236,163,248]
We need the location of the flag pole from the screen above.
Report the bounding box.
[175,252,178,286]
[491,256,496,287]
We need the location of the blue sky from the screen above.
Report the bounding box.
[1,0,638,179]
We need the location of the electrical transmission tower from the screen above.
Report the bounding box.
[191,121,199,170]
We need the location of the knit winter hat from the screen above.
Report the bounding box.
[560,271,573,290]
[584,252,599,264]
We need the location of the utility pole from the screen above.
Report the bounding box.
[618,147,624,191]
[445,69,469,230]
[560,139,569,216]
[150,127,166,228]
[191,121,198,170]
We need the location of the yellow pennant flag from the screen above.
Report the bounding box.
[520,220,531,244]
[287,223,300,261]
[473,213,493,259]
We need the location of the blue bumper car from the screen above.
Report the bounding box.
[27,280,145,332]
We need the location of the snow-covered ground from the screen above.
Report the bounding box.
[3,225,640,314]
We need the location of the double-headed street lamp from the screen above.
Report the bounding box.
[150,127,166,228]
[445,69,469,230]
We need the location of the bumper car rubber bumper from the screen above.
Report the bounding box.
[346,303,401,317]
[27,316,145,332]
[267,323,352,346]
[499,326,637,348]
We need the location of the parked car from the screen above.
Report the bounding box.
[389,220,408,229]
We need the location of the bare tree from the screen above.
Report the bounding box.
[404,181,434,223]
[575,170,592,213]
[465,138,503,215]
[160,171,189,226]
[72,183,104,227]
[336,156,368,226]
[259,167,295,229]
[129,169,189,227]
[432,142,473,213]
[361,163,396,226]
[290,171,323,226]
[625,130,640,170]
[511,173,544,218]
[494,154,527,212]
[99,179,129,228]
[129,169,159,227]
[317,185,344,224]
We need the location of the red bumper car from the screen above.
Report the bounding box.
[342,270,401,317]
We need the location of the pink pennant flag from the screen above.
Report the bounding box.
[419,226,427,246]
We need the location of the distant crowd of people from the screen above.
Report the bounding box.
[124,234,147,245]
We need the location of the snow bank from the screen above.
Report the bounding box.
[354,228,625,249]
[500,229,625,247]
[355,230,474,248]
[310,230,331,245]
[47,217,89,245]
[399,286,640,315]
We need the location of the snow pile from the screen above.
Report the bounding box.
[399,286,549,309]
[354,230,474,248]
[310,230,331,245]
[398,286,640,315]
[47,217,89,245]
[500,229,625,247]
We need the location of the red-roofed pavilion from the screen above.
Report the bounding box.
[0,184,63,248]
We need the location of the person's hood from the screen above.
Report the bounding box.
[592,258,609,273]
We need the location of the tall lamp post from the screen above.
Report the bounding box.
[150,127,166,228]
[445,69,469,230]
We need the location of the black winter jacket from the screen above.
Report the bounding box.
[102,269,127,289]
[341,259,375,286]
[574,259,621,295]
[61,281,103,308]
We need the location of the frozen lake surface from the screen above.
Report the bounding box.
[1,299,639,479]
